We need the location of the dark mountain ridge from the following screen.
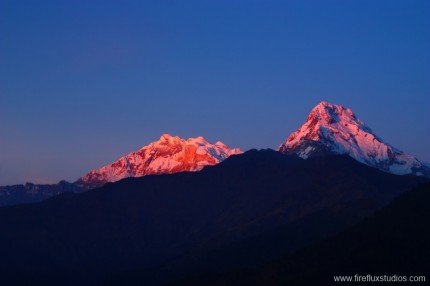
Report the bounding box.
[0,150,427,285]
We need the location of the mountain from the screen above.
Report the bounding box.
[0,134,241,206]
[0,150,426,285]
[0,181,82,207]
[279,101,430,177]
[76,134,242,189]
[171,182,430,286]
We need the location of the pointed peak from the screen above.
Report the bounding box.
[188,135,207,142]
[314,101,348,109]
[315,100,335,108]
[160,133,173,140]
[279,102,429,177]
[157,134,184,145]
[312,101,352,115]
[215,141,227,147]
[308,101,357,125]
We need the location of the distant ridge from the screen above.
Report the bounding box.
[1,104,429,208]
[0,134,242,206]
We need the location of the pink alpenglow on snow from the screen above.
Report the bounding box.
[279,101,430,177]
[77,134,243,189]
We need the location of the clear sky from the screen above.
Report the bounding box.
[1,0,429,185]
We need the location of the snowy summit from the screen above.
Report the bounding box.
[77,134,242,189]
[279,101,429,177]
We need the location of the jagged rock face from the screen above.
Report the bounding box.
[78,134,242,189]
[279,101,429,177]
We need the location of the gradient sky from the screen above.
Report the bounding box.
[1,0,429,185]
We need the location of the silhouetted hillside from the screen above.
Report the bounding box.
[0,150,426,285]
[170,183,430,286]
[106,198,378,286]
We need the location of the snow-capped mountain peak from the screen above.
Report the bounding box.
[77,134,242,189]
[279,101,429,177]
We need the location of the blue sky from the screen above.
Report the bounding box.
[1,0,429,185]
